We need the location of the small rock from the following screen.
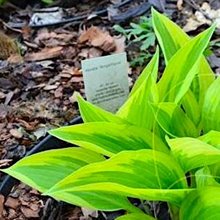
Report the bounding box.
[4,197,20,209]
[9,129,23,139]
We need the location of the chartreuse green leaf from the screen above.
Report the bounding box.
[209,163,220,184]
[152,102,199,138]
[77,94,126,123]
[1,148,140,213]
[45,150,190,207]
[180,187,220,220]
[156,25,215,104]
[152,8,215,106]
[116,213,156,220]
[1,147,105,192]
[167,137,220,172]
[181,90,201,127]
[152,8,189,64]
[199,130,220,149]
[195,167,219,188]
[49,122,169,156]
[116,49,159,129]
[202,76,220,133]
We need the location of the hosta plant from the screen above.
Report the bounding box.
[2,9,220,220]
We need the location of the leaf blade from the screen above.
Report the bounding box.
[180,187,220,220]
[157,25,215,103]
[152,102,199,138]
[167,137,220,172]
[116,49,159,129]
[202,77,220,133]
[152,8,215,106]
[1,147,105,192]
[49,122,169,156]
[77,94,126,123]
[45,150,188,207]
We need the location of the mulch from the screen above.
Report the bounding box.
[0,0,220,219]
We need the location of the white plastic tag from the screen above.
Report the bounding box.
[82,53,129,112]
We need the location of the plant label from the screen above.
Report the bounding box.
[82,53,129,112]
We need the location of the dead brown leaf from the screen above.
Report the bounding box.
[34,30,76,47]
[79,26,116,52]
[24,46,63,61]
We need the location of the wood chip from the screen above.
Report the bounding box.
[4,91,14,105]
[9,129,23,139]
[4,197,20,209]
[24,46,63,61]
[177,0,183,10]
[44,84,58,90]
[0,159,12,167]
[59,73,72,78]
[7,54,23,64]
[0,195,4,219]
[21,206,40,218]
[0,92,5,99]
[54,86,63,98]
[7,208,18,219]
[70,76,83,83]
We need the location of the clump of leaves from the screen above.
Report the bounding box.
[2,9,220,220]
[114,16,156,67]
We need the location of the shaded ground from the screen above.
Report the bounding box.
[0,0,220,219]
